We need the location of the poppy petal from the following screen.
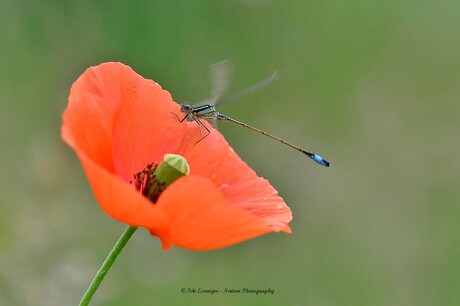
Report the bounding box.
[176,120,292,231]
[155,175,288,250]
[61,62,175,232]
[63,62,187,181]
[75,150,170,232]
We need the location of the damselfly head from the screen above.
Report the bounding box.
[180,104,192,113]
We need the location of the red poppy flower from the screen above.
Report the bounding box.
[61,62,292,250]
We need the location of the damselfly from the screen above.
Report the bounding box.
[174,61,330,167]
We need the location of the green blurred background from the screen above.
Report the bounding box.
[1,1,459,305]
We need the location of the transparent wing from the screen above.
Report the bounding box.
[210,59,233,105]
[214,70,282,107]
[209,119,218,129]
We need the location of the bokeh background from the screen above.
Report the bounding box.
[1,1,459,305]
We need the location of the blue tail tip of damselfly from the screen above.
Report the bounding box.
[313,154,330,167]
[302,151,330,167]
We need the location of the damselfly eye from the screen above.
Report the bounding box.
[180,104,191,112]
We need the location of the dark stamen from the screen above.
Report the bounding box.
[131,163,166,203]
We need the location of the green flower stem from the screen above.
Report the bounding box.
[78,225,137,306]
